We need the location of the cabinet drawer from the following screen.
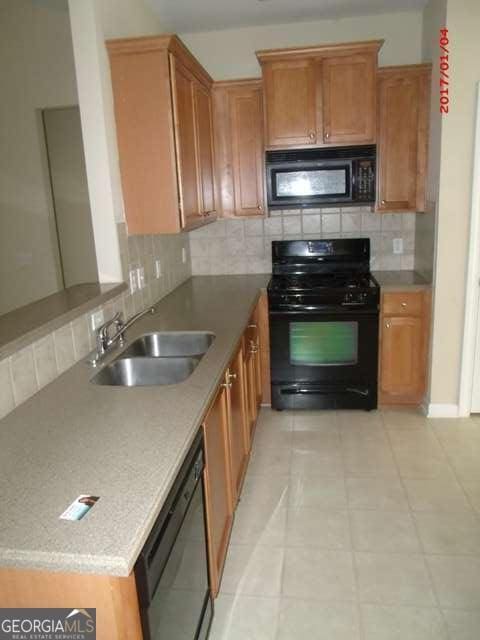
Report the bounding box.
[382,292,424,316]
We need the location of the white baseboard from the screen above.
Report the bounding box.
[427,403,460,418]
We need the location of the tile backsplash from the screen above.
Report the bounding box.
[0,224,192,422]
[189,208,416,275]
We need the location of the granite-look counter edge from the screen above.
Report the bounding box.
[373,270,432,292]
[0,275,269,577]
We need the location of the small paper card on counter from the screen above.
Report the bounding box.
[59,495,99,521]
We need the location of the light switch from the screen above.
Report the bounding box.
[155,259,162,279]
[129,270,137,294]
[90,309,104,332]
[393,238,404,255]
[137,267,145,290]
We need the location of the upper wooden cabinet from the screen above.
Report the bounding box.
[256,40,383,149]
[322,53,377,144]
[262,59,317,147]
[107,35,216,235]
[376,64,431,213]
[213,79,265,217]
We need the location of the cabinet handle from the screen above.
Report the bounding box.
[203,210,215,217]
[401,302,407,307]
[385,322,391,329]
[227,372,237,382]
[221,382,233,389]
[248,324,257,329]
[325,131,330,139]
[250,340,259,354]
[257,205,263,211]
[308,132,315,140]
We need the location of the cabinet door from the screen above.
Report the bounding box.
[380,315,424,401]
[322,53,376,144]
[170,56,202,228]
[257,292,271,405]
[229,86,265,216]
[226,350,249,502]
[376,67,430,212]
[194,82,216,217]
[203,385,233,595]
[263,59,317,147]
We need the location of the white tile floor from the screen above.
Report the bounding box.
[209,407,480,640]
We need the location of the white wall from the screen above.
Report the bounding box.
[181,11,424,80]
[68,0,165,284]
[427,0,480,408]
[0,0,78,314]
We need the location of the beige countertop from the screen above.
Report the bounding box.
[0,275,269,577]
[373,270,432,292]
[0,282,126,360]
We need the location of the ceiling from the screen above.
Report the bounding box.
[146,0,427,33]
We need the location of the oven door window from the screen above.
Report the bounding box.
[290,321,358,366]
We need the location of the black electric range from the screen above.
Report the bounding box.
[267,238,380,411]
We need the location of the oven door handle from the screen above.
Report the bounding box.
[269,308,379,316]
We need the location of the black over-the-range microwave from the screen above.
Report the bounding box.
[266,145,376,209]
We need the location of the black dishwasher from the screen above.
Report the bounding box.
[135,431,213,640]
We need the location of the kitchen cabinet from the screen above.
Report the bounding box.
[322,52,377,145]
[107,35,216,235]
[225,346,250,503]
[244,307,263,438]
[376,64,431,213]
[0,569,142,639]
[257,292,271,405]
[256,40,382,149]
[202,383,233,596]
[213,79,265,217]
[379,290,431,405]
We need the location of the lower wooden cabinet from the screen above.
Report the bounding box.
[258,292,271,405]
[379,290,431,405]
[225,345,250,503]
[202,384,233,596]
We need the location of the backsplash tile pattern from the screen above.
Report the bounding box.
[189,208,416,275]
[0,224,192,422]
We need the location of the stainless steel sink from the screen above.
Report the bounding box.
[119,331,215,359]
[91,356,200,387]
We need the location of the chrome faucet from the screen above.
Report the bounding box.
[90,306,156,366]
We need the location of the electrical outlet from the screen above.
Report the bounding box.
[182,247,187,264]
[136,267,145,290]
[393,238,404,255]
[90,309,104,332]
[129,269,137,294]
[154,259,162,279]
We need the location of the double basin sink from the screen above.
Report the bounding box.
[91,332,215,387]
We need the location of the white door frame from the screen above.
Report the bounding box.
[459,82,480,416]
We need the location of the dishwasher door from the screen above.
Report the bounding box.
[135,433,213,640]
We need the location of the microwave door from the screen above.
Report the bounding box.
[268,160,353,208]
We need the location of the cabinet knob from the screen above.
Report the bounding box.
[381,200,386,205]
[401,302,407,307]
[221,382,233,389]
[385,322,391,329]
[309,132,315,140]
[325,131,330,139]
[248,324,257,329]
[227,372,237,382]
[257,205,263,211]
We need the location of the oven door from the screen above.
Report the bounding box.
[269,309,378,409]
[267,160,353,209]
